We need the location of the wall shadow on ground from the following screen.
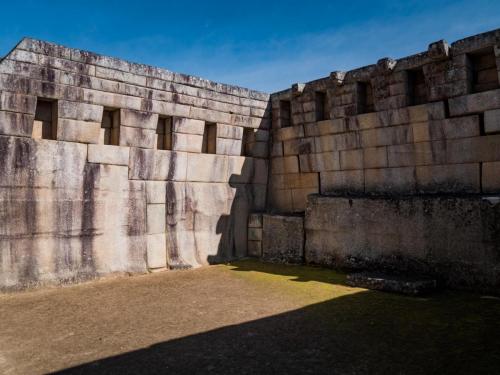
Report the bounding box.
[54,261,500,375]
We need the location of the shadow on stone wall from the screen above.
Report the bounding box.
[54,262,500,375]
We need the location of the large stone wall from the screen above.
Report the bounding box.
[0,38,270,290]
[269,29,500,212]
[263,28,500,292]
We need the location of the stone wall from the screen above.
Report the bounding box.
[263,28,500,292]
[269,29,500,212]
[0,38,270,290]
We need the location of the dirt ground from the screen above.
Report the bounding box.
[1,260,499,375]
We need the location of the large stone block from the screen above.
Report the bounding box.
[120,108,159,130]
[57,118,101,144]
[340,149,363,170]
[314,132,359,152]
[305,195,500,291]
[363,146,387,169]
[304,119,346,136]
[0,92,36,114]
[320,170,364,195]
[147,204,166,234]
[360,125,413,148]
[416,163,480,194]
[449,89,500,116]
[485,109,500,134]
[87,144,130,166]
[274,125,304,141]
[0,111,34,137]
[129,148,187,181]
[482,161,500,193]
[446,135,500,164]
[58,100,103,122]
[147,233,167,269]
[365,167,416,195]
[173,117,205,135]
[186,153,229,182]
[262,214,304,264]
[299,152,340,172]
[119,126,156,149]
[217,137,243,156]
[172,132,203,153]
[217,123,243,139]
[271,156,299,174]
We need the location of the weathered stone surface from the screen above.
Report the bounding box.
[57,118,101,144]
[0,111,34,137]
[217,137,243,156]
[172,132,203,153]
[0,92,36,114]
[129,148,187,181]
[187,153,229,182]
[172,118,205,135]
[262,214,304,264]
[248,213,263,228]
[485,109,500,134]
[119,126,156,148]
[346,272,437,296]
[58,100,103,122]
[146,233,167,269]
[416,164,480,193]
[87,144,129,166]
[305,195,500,291]
[120,108,159,130]
[365,167,416,195]
[320,170,364,195]
[482,161,500,192]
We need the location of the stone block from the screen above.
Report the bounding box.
[360,125,413,148]
[247,241,262,257]
[227,156,254,184]
[248,227,262,241]
[365,167,416,194]
[447,135,500,164]
[485,109,500,134]
[387,142,446,167]
[271,142,283,157]
[173,117,205,135]
[314,132,359,152]
[274,125,304,141]
[320,170,364,195]
[145,181,167,203]
[56,118,101,144]
[271,156,299,174]
[448,89,500,116]
[283,137,316,155]
[147,233,167,269]
[87,144,130,166]
[0,111,34,137]
[186,153,229,182]
[119,126,156,149]
[172,132,203,153]
[299,152,340,172]
[217,123,243,139]
[269,188,293,213]
[248,213,263,228]
[340,149,364,170]
[416,164,480,194]
[482,161,500,193]
[408,102,446,123]
[217,137,243,156]
[253,158,268,185]
[129,148,188,181]
[262,214,304,264]
[356,112,380,129]
[304,194,500,290]
[120,108,158,130]
[0,92,36,114]
[246,141,268,158]
[304,119,346,136]
[363,147,387,169]
[147,204,166,234]
[58,100,103,122]
[251,184,267,211]
[291,187,318,211]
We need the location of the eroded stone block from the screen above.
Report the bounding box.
[262,214,304,264]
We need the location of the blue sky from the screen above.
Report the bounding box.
[0,0,499,92]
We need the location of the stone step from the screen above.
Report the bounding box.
[346,272,437,296]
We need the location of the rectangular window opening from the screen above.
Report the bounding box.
[467,47,499,93]
[156,116,172,150]
[32,98,57,140]
[315,91,329,121]
[241,128,255,156]
[357,82,374,114]
[407,68,427,106]
[279,100,292,128]
[100,109,120,145]
[202,122,217,154]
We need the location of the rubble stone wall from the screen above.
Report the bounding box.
[0,38,270,290]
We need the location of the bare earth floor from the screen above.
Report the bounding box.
[1,260,500,375]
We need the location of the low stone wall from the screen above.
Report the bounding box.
[305,194,500,292]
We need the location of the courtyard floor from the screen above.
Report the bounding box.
[0,259,499,374]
